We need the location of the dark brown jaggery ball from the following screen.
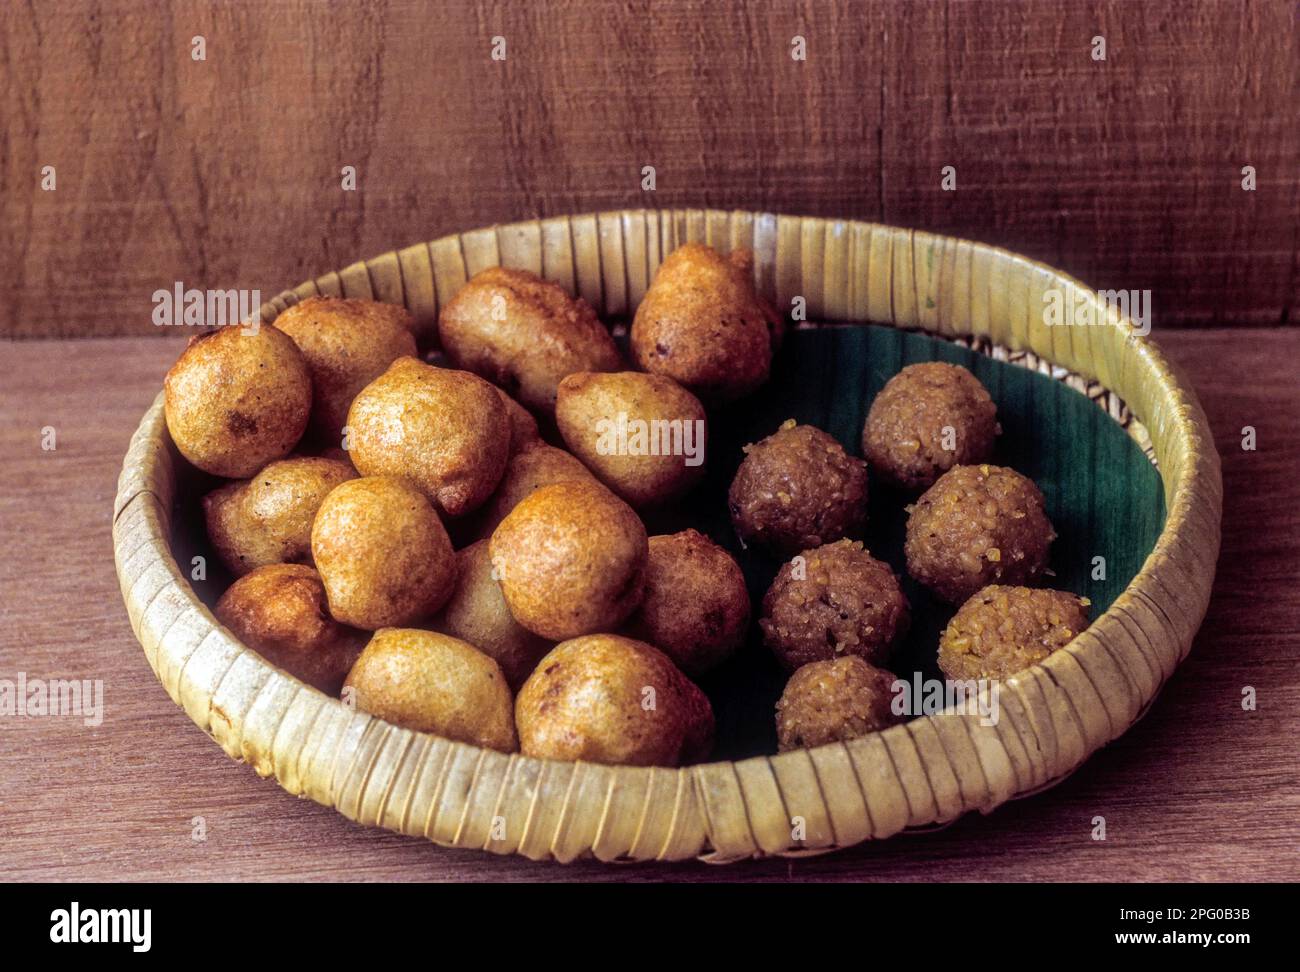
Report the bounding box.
[775,656,904,752]
[904,464,1056,605]
[938,585,1091,680]
[215,564,364,695]
[631,244,782,403]
[862,361,999,490]
[623,529,750,676]
[760,539,910,672]
[728,420,869,557]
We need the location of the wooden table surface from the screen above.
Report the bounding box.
[2,329,1297,882]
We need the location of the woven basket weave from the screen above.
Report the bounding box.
[113,209,1221,863]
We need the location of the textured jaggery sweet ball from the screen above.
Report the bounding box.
[215,564,364,695]
[346,357,510,517]
[489,480,647,640]
[438,266,621,413]
[272,297,417,445]
[163,325,312,477]
[203,456,356,576]
[862,361,999,490]
[728,420,869,556]
[310,476,456,629]
[476,442,598,538]
[631,243,782,403]
[775,656,904,752]
[760,539,910,671]
[432,539,552,691]
[938,585,1091,681]
[904,464,1056,605]
[344,628,517,752]
[515,634,714,767]
[623,529,751,676]
[555,371,707,508]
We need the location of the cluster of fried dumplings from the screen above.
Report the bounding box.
[165,245,773,767]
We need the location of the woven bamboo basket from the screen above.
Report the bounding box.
[113,209,1221,863]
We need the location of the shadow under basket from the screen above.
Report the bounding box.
[113,210,1222,864]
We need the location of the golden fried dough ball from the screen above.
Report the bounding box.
[488,481,647,640]
[432,539,552,690]
[495,387,540,455]
[728,420,869,556]
[624,530,750,676]
[346,357,510,517]
[904,464,1056,605]
[310,476,456,629]
[476,442,597,537]
[215,564,364,695]
[862,361,999,491]
[272,297,417,445]
[438,266,621,413]
[760,540,910,671]
[555,371,707,508]
[202,456,356,576]
[344,628,517,752]
[515,634,714,767]
[163,325,312,477]
[631,243,781,402]
[775,656,904,752]
[938,585,1091,681]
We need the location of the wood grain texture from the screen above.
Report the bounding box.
[2,0,1296,338]
[0,329,1294,880]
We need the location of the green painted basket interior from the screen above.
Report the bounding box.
[172,322,1166,764]
[640,324,1167,760]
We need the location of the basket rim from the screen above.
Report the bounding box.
[113,209,1222,864]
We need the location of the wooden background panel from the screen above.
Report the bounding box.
[0,0,1295,338]
[884,0,1298,327]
